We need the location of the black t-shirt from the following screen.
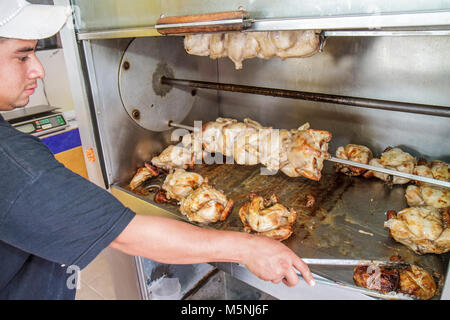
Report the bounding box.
[0,115,135,299]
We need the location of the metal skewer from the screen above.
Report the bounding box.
[168,121,450,188]
[161,77,450,118]
[301,258,410,268]
[328,157,450,188]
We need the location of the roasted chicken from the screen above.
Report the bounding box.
[406,160,449,209]
[151,145,194,171]
[149,168,233,224]
[184,30,321,70]
[353,263,437,300]
[179,184,234,224]
[405,185,449,209]
[231,119,267,166]
[162,168,205,202]
[129,162,160,190]
[353,265,400,293]
[413,160,449,185]
[363,147,416,184]
[222,120,261,157]
[201,117,237,154]
[239,193,297,241]
[335,144,373,176]
[282,123,332,181]
[384,207,450,254]
[258,128,292,172]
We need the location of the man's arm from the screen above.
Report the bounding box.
[109,215,315,287]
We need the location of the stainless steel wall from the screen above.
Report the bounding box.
[218,35,450,161]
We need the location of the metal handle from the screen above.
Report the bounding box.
[156,10,250,35]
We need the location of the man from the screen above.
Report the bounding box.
[0,0,315,299]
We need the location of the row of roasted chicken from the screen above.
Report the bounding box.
[339,145,449,300]
[184,30,321,70]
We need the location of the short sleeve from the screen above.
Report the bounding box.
[0,132,135,269]
[1,164,135,269]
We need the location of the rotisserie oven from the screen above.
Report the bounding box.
[57,0,450,299]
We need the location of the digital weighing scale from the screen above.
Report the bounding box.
[0,104,69,137]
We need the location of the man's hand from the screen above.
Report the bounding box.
[240,235,315,287]
[110,215,315,287]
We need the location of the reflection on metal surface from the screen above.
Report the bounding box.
[71,0,450,34]
[77,27,161,40]
[77,27,450,41]
[110,185,183,220]
[250,11,450,31]
[119,38,202,132]
[324,30,450,37]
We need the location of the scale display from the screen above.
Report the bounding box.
[14,113,68,137]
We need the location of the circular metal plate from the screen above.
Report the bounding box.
[119,37,196,132]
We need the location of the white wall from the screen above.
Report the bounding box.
[28,48,75,113]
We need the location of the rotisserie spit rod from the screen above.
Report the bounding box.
[161,77,450,118]
[167,121,450,189]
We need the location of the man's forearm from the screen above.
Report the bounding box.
[109,214,316,287]
[109,214,251,265]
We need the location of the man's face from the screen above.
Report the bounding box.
[0,38,45,111]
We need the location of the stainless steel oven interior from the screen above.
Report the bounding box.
[58,0,450,300]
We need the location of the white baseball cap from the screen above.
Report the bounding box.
[0,0,72,40]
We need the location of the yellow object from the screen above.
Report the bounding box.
[54,146,89,179]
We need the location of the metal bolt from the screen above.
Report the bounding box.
[132,109,140,120]
[123,61,130,70]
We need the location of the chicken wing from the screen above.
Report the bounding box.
[384,206,450,254]
[238,193,297,241]
[335,144,373,176]
[129,162,160,190]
